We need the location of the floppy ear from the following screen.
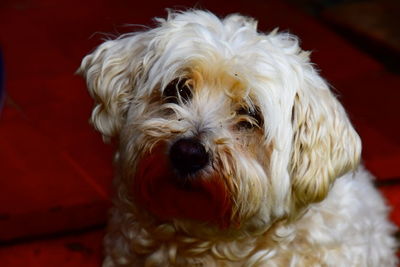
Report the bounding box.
[78,33,150,141]
[290,68,361,209]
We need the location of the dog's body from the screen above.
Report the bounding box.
[80,10,397,266]
[102,169,394,266]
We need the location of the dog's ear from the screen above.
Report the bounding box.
[290,68,361,209]
[78,34,149,141]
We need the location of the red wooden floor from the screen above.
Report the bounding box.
[0,0,399,265]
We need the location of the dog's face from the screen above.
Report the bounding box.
[80,10,361,234]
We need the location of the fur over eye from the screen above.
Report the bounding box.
[236,107,262,130]
[163,78,192,104]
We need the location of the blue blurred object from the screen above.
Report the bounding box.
[0,48,4,112]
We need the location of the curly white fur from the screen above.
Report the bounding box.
[79,10,398,266]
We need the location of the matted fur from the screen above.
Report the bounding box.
[79,10,398,266]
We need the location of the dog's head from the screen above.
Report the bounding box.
[79,10,361,234]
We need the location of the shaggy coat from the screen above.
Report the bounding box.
[79,10,398,266]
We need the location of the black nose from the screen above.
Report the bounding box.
[169,138,209,175]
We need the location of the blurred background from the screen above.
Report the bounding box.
[0,0,399,265]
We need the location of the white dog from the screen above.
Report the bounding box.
[79,10,398,266]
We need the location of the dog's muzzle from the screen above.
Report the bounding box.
[170,138,209,175]
[134,140,232,227]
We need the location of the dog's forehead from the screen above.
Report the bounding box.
[145,13,304,110]
[155,39,262,102]
[188,63,251,102]
[153,14,267,75]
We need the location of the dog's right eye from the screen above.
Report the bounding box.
[163,78,192,104]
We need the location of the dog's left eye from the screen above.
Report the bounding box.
[163,78,192,104]
[236,107,262,130]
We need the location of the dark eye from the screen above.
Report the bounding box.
[237,107,262,130]
[163,78,192,104]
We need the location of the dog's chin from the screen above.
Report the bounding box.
[133,143,234,229]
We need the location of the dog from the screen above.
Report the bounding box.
[79,10,398,266]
